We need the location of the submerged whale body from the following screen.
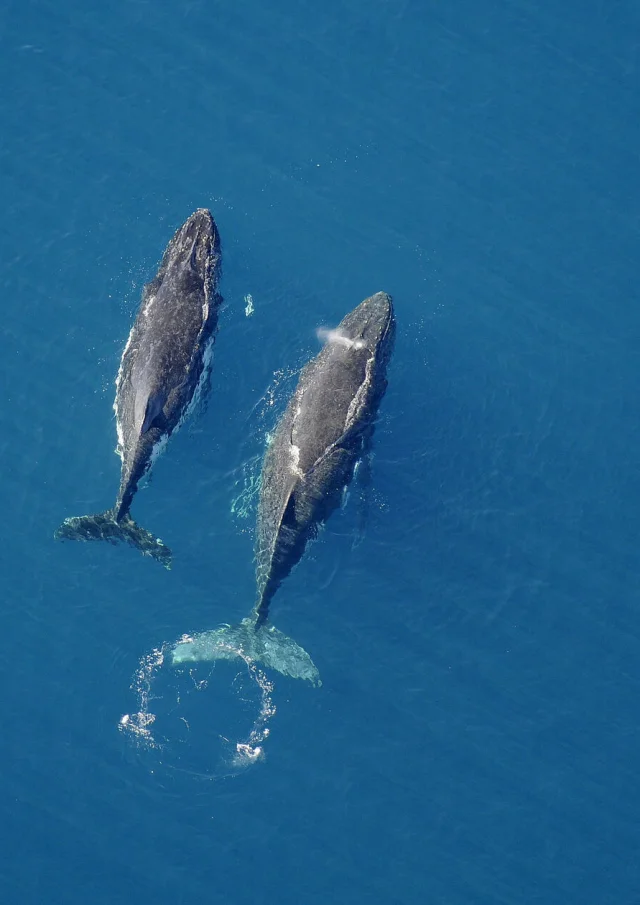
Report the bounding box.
[55,208,223,567]
[172,291,395,682]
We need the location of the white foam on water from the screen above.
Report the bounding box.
[119,634,276,780]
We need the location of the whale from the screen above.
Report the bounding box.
[55,208,222,567]
[171,291,395,682]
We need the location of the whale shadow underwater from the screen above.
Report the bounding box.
[171,291,396,684]
[55,208,223,568]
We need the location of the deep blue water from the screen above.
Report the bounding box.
[2,1,640,902]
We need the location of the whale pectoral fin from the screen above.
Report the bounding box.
[281,491,298,528]
[351,452,372,548]
[280,489,321,540]
[141,389,168,433]
[292,446,355,528]
[308,445,354,497]
[269,472,298,535]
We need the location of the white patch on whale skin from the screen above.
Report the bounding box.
[113,286,155,460]
[289,442,304,478]
[113,327,138,459]
[289,388,306,478]
[344,350,375,433]
[141,286,159,320]
[316,327,364,351]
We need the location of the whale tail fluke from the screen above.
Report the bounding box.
[170,618,321,686]
[54,511,172,569]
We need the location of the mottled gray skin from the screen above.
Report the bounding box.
[254,291,395,624]
[56,209,222,566]
[113,208,221,519]
[169,291,394,683]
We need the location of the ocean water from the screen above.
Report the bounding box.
[1,1,639,902]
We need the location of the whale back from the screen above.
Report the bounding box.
[255,292,395,620]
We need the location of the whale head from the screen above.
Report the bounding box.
[155,208,221,300]
[334,291,395,364]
